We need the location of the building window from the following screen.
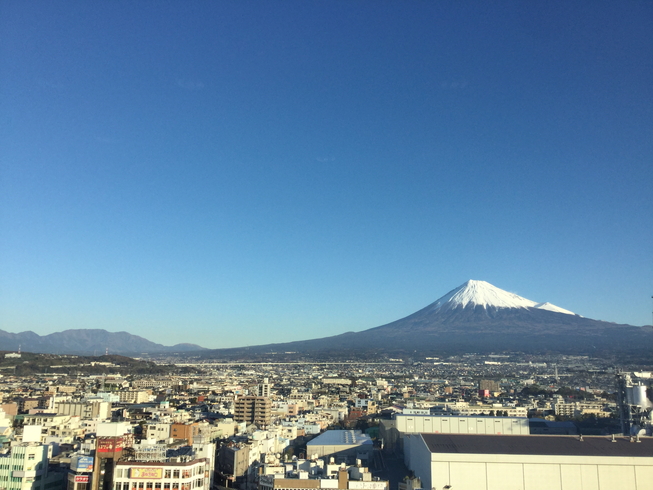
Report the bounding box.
[165,470,171,479]
[173,471,180,479]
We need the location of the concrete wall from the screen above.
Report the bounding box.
[403,435,433,490]
[395,414,529,435]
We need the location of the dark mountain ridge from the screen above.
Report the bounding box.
[2,281,650,358]
[0,328,205,355]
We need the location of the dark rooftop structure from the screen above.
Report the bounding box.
[421,433,653,458]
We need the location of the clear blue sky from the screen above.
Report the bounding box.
[1,1,651,348]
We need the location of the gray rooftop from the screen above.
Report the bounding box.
[307,430,373,446]
[421,433,653,457]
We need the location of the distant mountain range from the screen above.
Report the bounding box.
[0,328,205,355]
[202,280,653,358]
[2,280,651,357]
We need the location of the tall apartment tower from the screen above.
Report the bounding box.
[234,396,271,428]
[257,378,271,397]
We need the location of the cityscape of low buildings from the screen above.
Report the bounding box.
[0,353,650,490]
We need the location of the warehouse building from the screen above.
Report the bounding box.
[380,414,529,451]
[404,433,653,490]
[394,413,529,435]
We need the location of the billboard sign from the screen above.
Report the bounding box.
[130,468,163,479]
[349,483,386,490]
[74,456,94,472]
[97,436,124,454]
[75,476,90,483]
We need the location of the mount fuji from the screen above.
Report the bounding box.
[419,280,578,315]
[205,280,653,357]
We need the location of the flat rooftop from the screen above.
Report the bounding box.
[307,430,373,446]
[421,433,653,457]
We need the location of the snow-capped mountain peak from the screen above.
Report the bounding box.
[428,280,575,315]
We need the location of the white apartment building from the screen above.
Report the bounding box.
[144,423,171,443]
[0,442,64,490]
[54,401,111,420]
[131,380,174,390]
[257,379,271,398]
[353,399,377,413]
[553,401,609,418]
[118,392,151,404]
[22,415,85,444]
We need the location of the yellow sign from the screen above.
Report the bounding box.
[130,468,163,479]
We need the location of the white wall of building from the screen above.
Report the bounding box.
[395,414,529,435]
[403,436,433,490]
[404,435,653,490]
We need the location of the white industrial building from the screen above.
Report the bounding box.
[395,414,529,435]
[380,414,529,451]
[617,371,653,436]
[404,433,653,490]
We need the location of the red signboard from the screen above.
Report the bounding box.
[97,436,124,454]
[75,476,90,483]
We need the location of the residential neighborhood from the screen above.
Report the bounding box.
[1,351,651,490]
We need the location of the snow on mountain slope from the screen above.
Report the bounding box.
[428,280,575,315]
[533,302,577,316]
